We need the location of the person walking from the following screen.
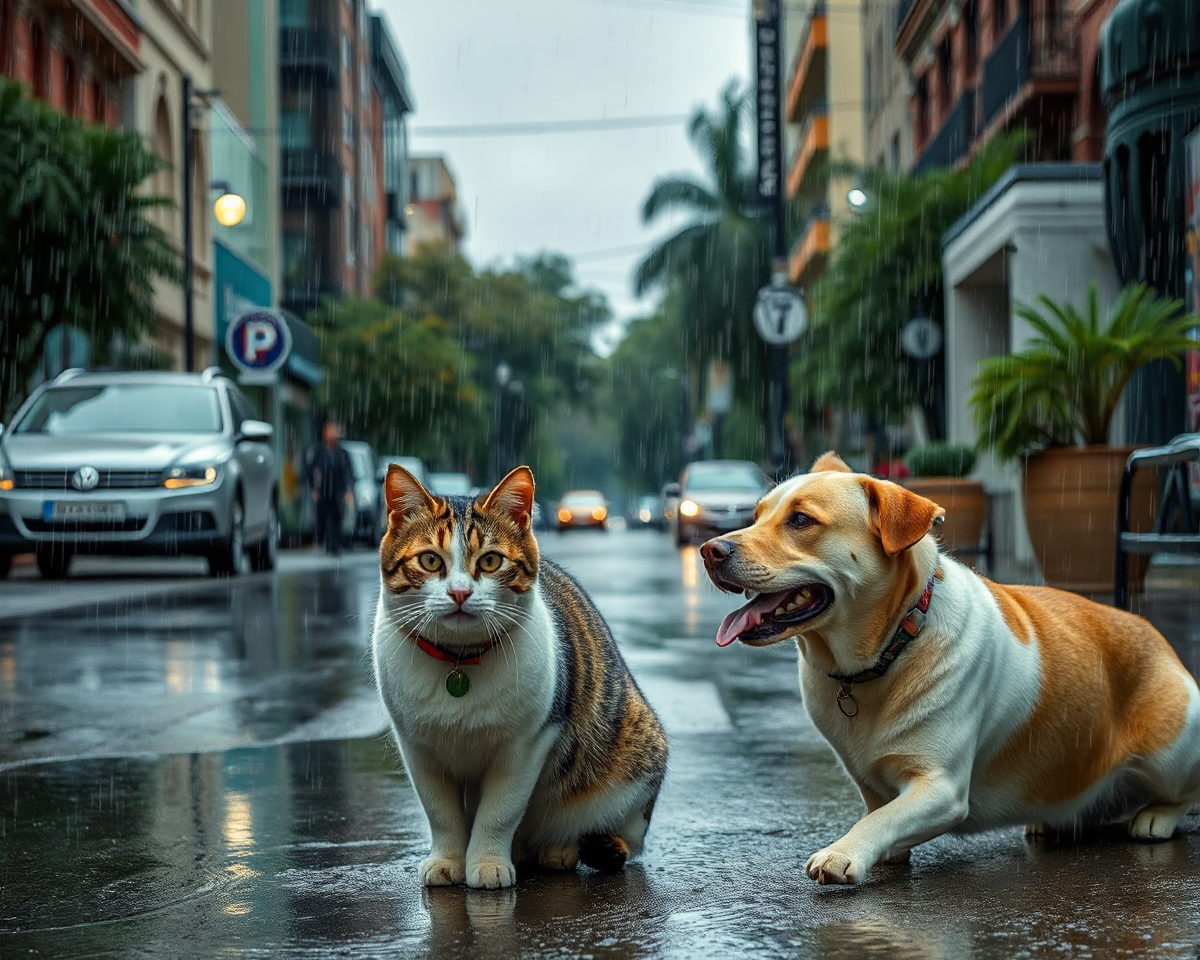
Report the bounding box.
[306,420,355,555]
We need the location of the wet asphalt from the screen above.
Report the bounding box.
[2,531,1200,959]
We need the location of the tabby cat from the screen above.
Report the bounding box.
[372,464,669,889]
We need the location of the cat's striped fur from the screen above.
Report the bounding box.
[372,465,668,889]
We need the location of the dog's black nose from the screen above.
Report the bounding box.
[701,538,734,564]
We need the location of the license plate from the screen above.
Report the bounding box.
[43,501,126,522]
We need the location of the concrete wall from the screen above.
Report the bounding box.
[942,174,1119,563]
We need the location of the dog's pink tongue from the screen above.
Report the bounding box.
[715,592,785,647]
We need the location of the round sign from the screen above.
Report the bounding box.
[900,316,943,359]
[226,310,292,375]
[753,276,807,345]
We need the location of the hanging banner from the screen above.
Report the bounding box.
[754,0,782,205]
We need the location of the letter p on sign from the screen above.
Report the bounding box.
[226,309,291,375]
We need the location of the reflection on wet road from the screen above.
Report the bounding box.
[2,534,1200,958]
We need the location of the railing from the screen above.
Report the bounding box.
[281,148,342,206]
[914,89,974,173]
[980,11,1079,128]
[279,29,338,77]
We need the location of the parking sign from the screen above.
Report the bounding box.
[226,310,292,376]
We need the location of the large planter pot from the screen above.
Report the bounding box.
[1023,446,1157,594]
[903,477,986,556]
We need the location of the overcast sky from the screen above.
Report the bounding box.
[377,0,751,344]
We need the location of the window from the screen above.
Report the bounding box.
[361,63,369,100]
[30,20,48,101]
[938,35,953,108]
[890,133,901,171]
[993,0,1007,38]
[15,386,224,435]
[964,0,978,74]
[345,175,356,265]
[342,31,351,70]
[282,231,310,286]
[343,108,353,144]
[0,0,14,78]
[282,109,312,149]
[92,79,105,124]
[64,57,79,117]
[915,76,929,142]
[280,0,307,28]
[229,390,256,430]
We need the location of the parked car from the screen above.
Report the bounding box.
[660,479,681,528]
[0,368,278,579]
[377,455,427,487]
[628,494,662,529]
[428,471,473,497]
[670,460,771,546]
[556,490,608,532]
[341,440,383,545]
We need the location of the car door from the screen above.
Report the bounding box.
[229,389,271,535]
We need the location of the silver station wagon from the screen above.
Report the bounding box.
[0,368,278,579]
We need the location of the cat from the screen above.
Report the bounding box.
[371,464,669,889]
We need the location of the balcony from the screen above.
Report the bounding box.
[785,4,827,124]
[914,90,974,173]
[786,102,829,198]
[280,29,339,84]
[788,203,832,286]
[281,148,342,207]
[980,11,1079,131]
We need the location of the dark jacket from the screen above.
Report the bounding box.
[306,442,354,501]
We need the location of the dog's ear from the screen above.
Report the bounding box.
[810,451,853,474]
[861,478,946,556]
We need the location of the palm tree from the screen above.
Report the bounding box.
[635,80,772,381]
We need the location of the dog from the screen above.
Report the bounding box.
[700,451,1200,885]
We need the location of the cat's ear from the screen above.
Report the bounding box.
[384,464,436,526]
[481,465,536,529]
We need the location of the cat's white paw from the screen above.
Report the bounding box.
[467,855,518,889]
[420,854,466,886]
[537,843,580,871]
[805,846,862,885]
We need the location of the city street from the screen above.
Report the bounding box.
[2,531,1200,959]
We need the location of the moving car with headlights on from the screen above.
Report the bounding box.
[669,460,770,546]
[556,490,608,532]
[628,494,663,529]
[0,368,277,579]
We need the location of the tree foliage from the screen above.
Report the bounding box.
[795,134,1027,422]
[970,283,1198,460]
[0,78,180,416]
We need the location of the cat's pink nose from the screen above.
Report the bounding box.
[448,588,472,607]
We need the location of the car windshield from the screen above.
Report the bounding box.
[685,466,765,494]
[346,447,374,481]
[561,491,604,507]
[15,385,224,435]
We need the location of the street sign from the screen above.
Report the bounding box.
[753,274,807,345]
[754,2,782,205]
[900,316,943,359]
[226,309,292,376]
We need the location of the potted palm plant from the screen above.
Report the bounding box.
[903,442,986,557]
[969,282,1196,592]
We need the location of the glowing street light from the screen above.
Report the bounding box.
[213,190,247,227]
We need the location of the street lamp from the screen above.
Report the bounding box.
[181,75,220,373]
[211,180,246,227]
[846,187,869,212]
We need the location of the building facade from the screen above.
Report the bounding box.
[406,155,463,254]
[370,12,412,258]
[0,0,141,127]
[863,0,913,172]
[783,0,865,288]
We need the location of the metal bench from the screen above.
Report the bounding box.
[1113,434,1200,609]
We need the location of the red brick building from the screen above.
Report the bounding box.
[0,0,142,127]
[896,0,1119,171]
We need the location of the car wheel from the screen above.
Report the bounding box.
[249,501,278,572]
[208,499,247,577]
[35,544,72,579]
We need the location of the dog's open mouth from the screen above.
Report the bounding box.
[714,584,833,647]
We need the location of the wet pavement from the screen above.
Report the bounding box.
[2,533,1200,958]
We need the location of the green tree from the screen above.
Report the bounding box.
[795,133,1026,426]
[634,80,772,395]
[0,78,180,415]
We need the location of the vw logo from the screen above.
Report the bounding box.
[72,466,100,491]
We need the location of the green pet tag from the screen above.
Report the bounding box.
[446,669,470,698]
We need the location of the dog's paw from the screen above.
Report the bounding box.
[537,843,580,871]
[467,855,518,889]
[805,846,862,885]
[420,854,466,886]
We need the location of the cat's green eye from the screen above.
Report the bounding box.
[477,552,504,574]
[417,552,443,573]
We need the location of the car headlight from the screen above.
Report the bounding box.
[0,463,12,492]
[557,508,572,523]
[163,465,219,489]
[679,499,700,517]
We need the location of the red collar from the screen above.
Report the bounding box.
[413,635,500,666]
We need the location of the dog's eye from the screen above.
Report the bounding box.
[789,512,815,529]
